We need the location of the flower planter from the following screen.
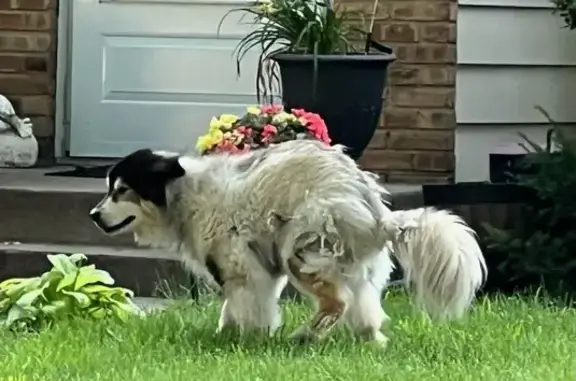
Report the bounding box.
[272,45,396,160]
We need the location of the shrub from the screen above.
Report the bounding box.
[552,0,576,29]
[482,108,576,299]
[0,253,142,330]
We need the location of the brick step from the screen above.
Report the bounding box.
[0,168,423,247]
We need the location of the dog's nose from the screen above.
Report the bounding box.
[89,209,101,222]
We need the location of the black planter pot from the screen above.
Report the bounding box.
[272,47,396,160]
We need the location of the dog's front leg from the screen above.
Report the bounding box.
[216,276,287,337]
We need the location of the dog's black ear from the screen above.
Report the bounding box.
[150,156,185,180]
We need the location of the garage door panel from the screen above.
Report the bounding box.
[103,36,262,99]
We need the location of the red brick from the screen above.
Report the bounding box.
[390,86,454,108]
[0,2,56,162]
[0,0,54,10]
[0,31,51,52]
[383,108,456,129]
[358,149,414,171]
[10,95,52,115]
[388,64,454,85]
[379,23,418,42]
[413,151,455,171]
[0,11,53,30]
[0,73,53,95]
[30,115,53,137]
[367,129,388,149]
[391,2,450,21]
[385,129,454,151]
[0,53,25,72]
[449,2,458,21]
[386,42,456,63]
[343,1,390,19]
[420,23,455,43]
[384,108,418,128]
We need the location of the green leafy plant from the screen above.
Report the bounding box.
[218,0,366,101]
[0,253,142,330]
[482,107,576,298]
[552,0,576,29]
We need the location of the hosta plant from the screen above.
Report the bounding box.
[0,253,142,330]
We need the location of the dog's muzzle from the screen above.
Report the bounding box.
[89,210,135,234]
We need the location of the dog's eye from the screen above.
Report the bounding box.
[115,187,129,195]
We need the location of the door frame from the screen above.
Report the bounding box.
[54,0,73,161]
[54,1,128,165]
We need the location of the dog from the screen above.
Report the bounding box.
[89,140,487,346]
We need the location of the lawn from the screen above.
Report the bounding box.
[0,291,575,381]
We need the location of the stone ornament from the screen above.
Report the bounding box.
[0,94,38,168]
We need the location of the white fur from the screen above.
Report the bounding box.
[90,140,487,343]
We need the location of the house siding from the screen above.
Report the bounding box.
[455,1,576,182]
[348,0,457,183]
[0,0,58,163]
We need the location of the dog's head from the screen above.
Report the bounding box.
[89,149,185,235]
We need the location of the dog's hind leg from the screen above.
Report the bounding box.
[285,256,352,343]
[342,250,394,347]
[342,278,389,346]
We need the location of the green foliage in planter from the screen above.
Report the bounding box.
[482,107,576,298]
[218,0,366,101]
[0,253,142,330]
[552,0,576,29]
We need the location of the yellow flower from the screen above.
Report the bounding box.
[219,114,239,125]
[209,117,223,132]
[247,106,261,115]
[211,128,224,142]
[196,134,215,153]
[256,0,276,14]
[196,129,225,153]
[272,111,296,124]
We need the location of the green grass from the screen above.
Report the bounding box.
[0,292,575,381]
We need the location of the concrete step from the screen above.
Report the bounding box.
[0,167,424,247]
[0,243,193,297]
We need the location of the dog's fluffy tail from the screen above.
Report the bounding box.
[388,207,487,320]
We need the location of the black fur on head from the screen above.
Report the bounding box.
[107,149,185,207]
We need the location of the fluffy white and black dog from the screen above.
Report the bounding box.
[89,140,487,346]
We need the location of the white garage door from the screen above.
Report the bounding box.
[69,0,266,157]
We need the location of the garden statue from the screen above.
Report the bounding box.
[0,94,38,167]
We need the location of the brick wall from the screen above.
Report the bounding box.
[0,0,454,178]
[346,0,457,183]
[0,0,57,163]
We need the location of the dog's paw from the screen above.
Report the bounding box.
[366,331,389,350]
[289,326,319,344]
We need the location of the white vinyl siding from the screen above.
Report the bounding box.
[455,1,576,182]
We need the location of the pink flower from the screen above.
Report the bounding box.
[263,124,277,135]
[236,126,247,134]
[291,108,306,117]
[261,104,283,114]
